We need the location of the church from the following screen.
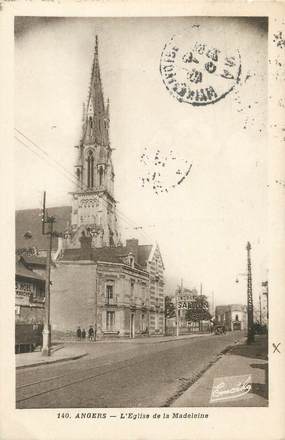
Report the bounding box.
[16,37,165,339]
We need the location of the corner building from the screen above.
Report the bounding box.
[49,37,165,339]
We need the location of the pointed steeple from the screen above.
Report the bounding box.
[90,35,105,116]
[70,35,119,248]
[82,36,109,146]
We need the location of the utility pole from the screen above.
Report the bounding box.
[246,242,254,344]
[94,265,98,342]
[259,293,262,325]
[41,191,56,356]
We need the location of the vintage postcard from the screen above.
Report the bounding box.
[0,1,285,439]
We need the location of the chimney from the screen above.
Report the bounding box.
[126,238,139,262]
[79,233,93,260]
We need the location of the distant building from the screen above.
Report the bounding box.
[215,304,247,331]
[260,281,269,325]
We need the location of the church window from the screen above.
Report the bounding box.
[89,116,93,128]
[76,168,80,180]
[98,166,104,186]
[87,151,94,188]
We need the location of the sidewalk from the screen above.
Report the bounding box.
[16,345,88,370]
[172,335,268,407]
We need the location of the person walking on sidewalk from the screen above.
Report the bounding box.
[76,326,81,341]
[81,328,86,340]
[88,326,94,342]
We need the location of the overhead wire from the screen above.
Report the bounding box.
[15,127,139,224]
[15,130,153,244]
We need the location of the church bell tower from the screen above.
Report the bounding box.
[65,36,119,249]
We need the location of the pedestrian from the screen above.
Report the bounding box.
[76,326,81,341]
[88,326,94,342]
[81,328,86,340]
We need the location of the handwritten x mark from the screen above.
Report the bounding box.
[273,343,281,353]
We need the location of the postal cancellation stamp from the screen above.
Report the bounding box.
[160,35,242,106]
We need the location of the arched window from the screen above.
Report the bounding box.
[98,165,104,186]
[87,151,94,188]
[89,116,93,128]
[76,168,80,181]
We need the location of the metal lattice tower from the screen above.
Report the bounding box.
[246,241,254,343]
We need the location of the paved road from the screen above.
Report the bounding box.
[16,332,245,408]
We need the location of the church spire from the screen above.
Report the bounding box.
[90,35,105,117]
[70,35,119,248]
[82,35,109,146]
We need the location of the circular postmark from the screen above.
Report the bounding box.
[160,35,241,106]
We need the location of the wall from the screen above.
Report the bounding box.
[50,261,97,332]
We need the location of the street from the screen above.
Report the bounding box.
[16,332,245,408]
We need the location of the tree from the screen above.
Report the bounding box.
[165,296,176,318]
[185,295,212,323]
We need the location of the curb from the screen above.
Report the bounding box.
[54,333,210,345]
[166,341,240,407]
[16,352,88,370]
[147,334,209,345]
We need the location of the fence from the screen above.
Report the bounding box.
[165,321,211,336]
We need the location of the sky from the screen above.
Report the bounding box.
[15,16,268,307]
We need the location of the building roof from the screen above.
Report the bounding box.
[16,260,45,282]
[16,206,72,250]
[62,244,153,269]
